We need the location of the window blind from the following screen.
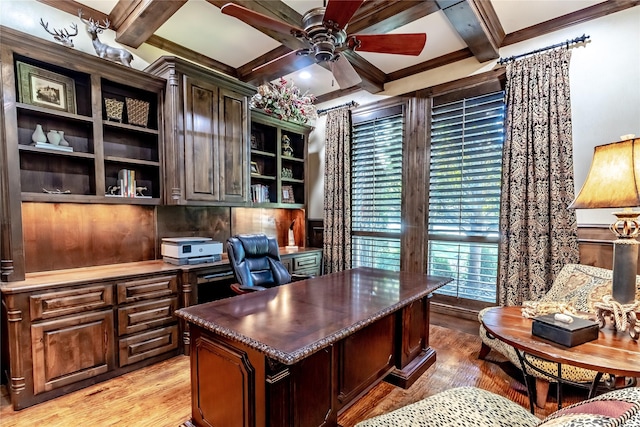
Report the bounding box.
[351,110,403,271]
[428,91,505,302]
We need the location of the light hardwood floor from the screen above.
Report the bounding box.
[1,323,585,427]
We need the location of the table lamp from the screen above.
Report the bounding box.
[569,137,639,304]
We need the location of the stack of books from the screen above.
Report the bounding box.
[118,168,136,197]
[251,184,270,203]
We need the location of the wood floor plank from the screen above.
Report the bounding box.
[1,325,586,426]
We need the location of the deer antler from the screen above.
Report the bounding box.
[78,9,91,25]
[40,18,78,47]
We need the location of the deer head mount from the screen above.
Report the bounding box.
[78,10,133,67]
[39,18,78,48]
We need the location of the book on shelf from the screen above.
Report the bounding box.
[118,168,136,197]
[251,184,270,203]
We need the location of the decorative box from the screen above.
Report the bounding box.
[104,98,124,122]
[532,313,599,347]
[125,97,149,127]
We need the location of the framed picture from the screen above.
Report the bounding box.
[250,161,260,175]
[282,185,295,203]
[16,61,77,113]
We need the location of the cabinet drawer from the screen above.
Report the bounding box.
[118,324,179,367]
[117,297,178,336]
[292,253,321,274]
[30,285,114,321]
[281,257,293,272]
[31,309,115,394]
[116,275,177,304]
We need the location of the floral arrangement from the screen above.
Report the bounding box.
[250,78,316,124]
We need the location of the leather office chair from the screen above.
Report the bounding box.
[227,234,306,294]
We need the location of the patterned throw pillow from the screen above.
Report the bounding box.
[538,387,640,427]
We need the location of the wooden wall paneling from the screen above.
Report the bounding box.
[21,203,156,272]
[577,224,640,273]
[400,92,429,274]
[232,207,306,248]
[0,44,25,281]
[155,205,231,255]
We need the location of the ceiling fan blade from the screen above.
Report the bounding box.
[349,33,427,55]
[330,56,362,89]
[221,3,306,37]
[251,50,316,74]
[323,0,365,30]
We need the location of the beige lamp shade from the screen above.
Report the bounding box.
[569,138,640,209]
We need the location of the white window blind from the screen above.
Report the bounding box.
[428,91,505,302]
[351,107,403,271]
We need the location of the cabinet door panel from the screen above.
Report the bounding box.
[31,310,115,394]
[337,314,395,408]
[184,76,219,201]
[219,88,247,203]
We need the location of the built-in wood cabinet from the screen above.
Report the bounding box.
[250,110,311,208]
[1,263,181,410]
[0,26,166,282]
[145,56,255,206]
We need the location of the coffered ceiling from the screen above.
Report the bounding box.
[38,0,637,103]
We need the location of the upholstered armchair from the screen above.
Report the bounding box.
[355,386,640,426]
[227,234,311,294]
[478,263,640,407]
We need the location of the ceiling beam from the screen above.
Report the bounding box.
[347,0,441,35]
[145,35,238,78]
[37,0,109,23]
[436,0,504,62]
[502,0,640,46]
[112,0,188,48]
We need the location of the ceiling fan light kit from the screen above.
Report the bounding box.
[221,0,427,89]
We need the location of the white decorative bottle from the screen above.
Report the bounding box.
[58,131,70,147]
[32,124,46,143]
[47,130,61,145]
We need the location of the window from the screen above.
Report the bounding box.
[428,91,505,303]
[351,105,404,271]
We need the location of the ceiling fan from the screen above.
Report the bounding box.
[221,0,427,89]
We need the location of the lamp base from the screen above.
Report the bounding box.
[612,238,639,304]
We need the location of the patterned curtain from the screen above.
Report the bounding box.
[323,108,352,274]
[499,48,580,306]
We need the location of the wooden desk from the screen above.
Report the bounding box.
[176,267,451,427]
[482,307,640,411]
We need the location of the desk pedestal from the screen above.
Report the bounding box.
[184,295,435,427]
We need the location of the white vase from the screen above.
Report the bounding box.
[31,124,46,143]
[58,131,70,147]
[47,130,61,145]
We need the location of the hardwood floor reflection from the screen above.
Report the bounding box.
[1,322,586,426]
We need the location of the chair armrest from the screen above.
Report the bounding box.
[291,273,314,282]
[237,285,268,291]
[230,283,268,294]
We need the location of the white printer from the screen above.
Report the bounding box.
[161,237,223,265]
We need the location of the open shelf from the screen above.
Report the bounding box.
[249,110,311,207]
[9,53,165,204]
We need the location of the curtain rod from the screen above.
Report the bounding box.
[317,100,359,116]
[498,34,590,65]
